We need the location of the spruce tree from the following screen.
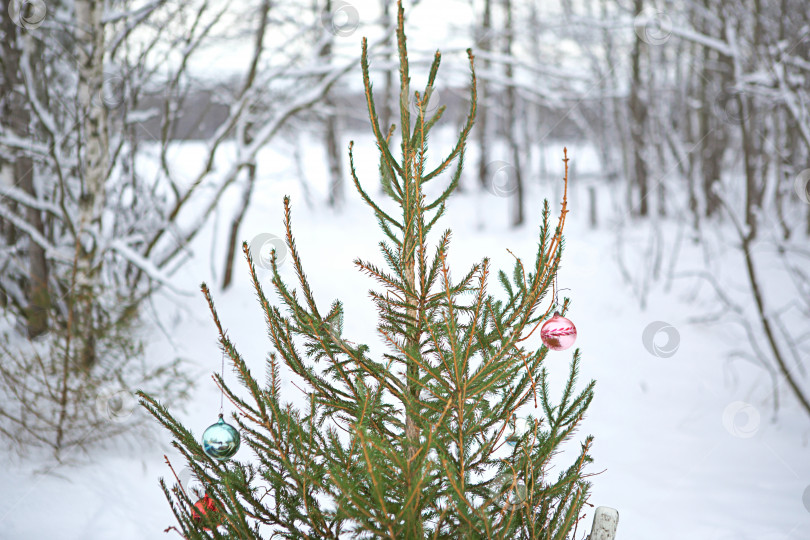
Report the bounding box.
[140,2,596,537]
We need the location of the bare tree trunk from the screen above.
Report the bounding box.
[772,129,790,240]
[773,0,791,240]
[220,0,271,288]
[741,233,810,417]
[729,6,760,240]
[323,0,343,208]
[222,161,256,290]
[476,0,492,191]
[738,94,759,239]
[503,0,523,227]
[325,107,343,207]
[599,0,627,199]
[1,24,49,337]
[75,0,109,369]
[697,48,718,217]
[698,0,728,218]
[595,0,613,186]
[629,0,649,217]
[18,156,49,337]
[684,38,700,230]
[650,42,667,218]
[0,17,15,313]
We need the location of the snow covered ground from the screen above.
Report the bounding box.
[1,132,809,539]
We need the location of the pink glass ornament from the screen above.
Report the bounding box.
[540,313,577,351]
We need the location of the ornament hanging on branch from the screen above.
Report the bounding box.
[201,352,241,461]
[540,271,578,351]
[202,414,240,460]
[489,470,528,510]
[506,415,532,447]
[191,493,222,530]
[541,313,577,351]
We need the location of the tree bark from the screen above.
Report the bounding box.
[698,0,729,218]
[220,0,271,288]
[1,21,50,337]
[629,0,649,217]
[503,0,524,227]
[75,0,109,369]
[18,156,49,337]
[323,0,343,208]
[222,162,256,290]
[741,235,810,417]
[325,107,343,207]
[476,0,492,191]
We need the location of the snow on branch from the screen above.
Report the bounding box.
[0,205,71,262]
[154,33,391,268]
[0,186,62,217]
[110,240,194,297]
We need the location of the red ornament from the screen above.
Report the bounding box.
[191,494,221,530]
[540,313,577,351]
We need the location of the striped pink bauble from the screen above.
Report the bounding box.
[540,313,577,351]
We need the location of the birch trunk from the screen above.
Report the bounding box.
[75,0,109,369]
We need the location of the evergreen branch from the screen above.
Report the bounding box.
[355,426,397,538]
[379,124,403,200]
[423,202,447,239]
[144,4,595,537]
[282,197,321,318]
[349,141,402,229]
[395,0,411,161]
[422,49,477,184]
[355,258,410,296]
[360,38,404,179]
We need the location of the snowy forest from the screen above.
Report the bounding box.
[1,0,809,538]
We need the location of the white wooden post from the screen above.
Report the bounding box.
[587,506,619,540]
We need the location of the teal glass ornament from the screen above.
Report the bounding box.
[506,416,530,447]
[202,414,240,460]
